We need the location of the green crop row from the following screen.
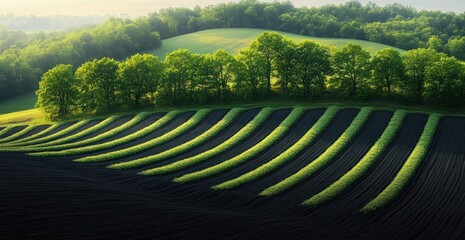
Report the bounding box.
[28,112,151,155]
[2,120,91,152]
[75,109,211,163]
[140,108,275,176]
[6,123,60,145]
[303,110,407,206]
[174,107,307,183]
[4,119,92,149]
[30,111,181,157]
[0,126,14,139]
[213,106,340,190]
[0,125,38,144]
[109,108,244,170]
[21,116,120,151]
[361,113,441,212]
[260,107,373,197]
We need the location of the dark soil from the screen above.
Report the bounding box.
[1,111,465,240]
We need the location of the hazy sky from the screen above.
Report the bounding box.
[0,0,463,17]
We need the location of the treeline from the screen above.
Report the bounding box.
[4,0,465,101]
[37,32,465,119]
[0,18,161,100]
[147,0,465,57]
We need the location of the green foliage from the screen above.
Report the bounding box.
[250,32,288,92]
[35,64,78,119]
[233,47,268,98]
[260,107,373,197]
[159,49,199,105]
[194,50,237,102]
[362,113,441,212]
[29,112,151,157]
[4,0,465,106]
[446,37,465,60]
[108,108,243,170]
[402,48,443,102]
[292,41,332,98]
[30,111,181,157]
[75,57,120,113]
[424,56,465,106]
[213,106,340,190]
[77,109,211,163]
[140,107,275,176]
[303,110,407,206]
[174,107,306,183]
[371,48,405,97]
[118,54,163,107]
[363,17,433,50]
[427,36,443,52]
[274,39,296,94]
[329,44,371,100]
[1,16,161,103]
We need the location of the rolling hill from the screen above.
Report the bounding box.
[147,28,405,59]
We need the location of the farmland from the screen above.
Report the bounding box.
[1,106,464,239]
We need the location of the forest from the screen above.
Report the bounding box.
[2,0,465,111]
[36,32,465,119]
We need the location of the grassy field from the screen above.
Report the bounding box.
[148,28,404,59]
[0,93,37,115]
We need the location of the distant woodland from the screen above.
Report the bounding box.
[2,0,465,114]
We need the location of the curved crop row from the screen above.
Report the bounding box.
[11,119,92,147]
[27,112,151,156]
[361,113,441,212]
[0,126,14,138]
[0,125,38,144]
[109,108,244,170]
[140,108,275,176]
[75,109,211,163]
[260,107,373,197]
[6,123,61,145]
[30,111,181,157]
[174,107,307,183]
[303,110,407,206]
[213,106,340,190]
[16,116,120,151]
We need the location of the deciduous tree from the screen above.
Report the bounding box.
[75,57,120,113]
[118,54,163,107]
[36,64,78,119]
[371,48,405,97]
[330,43,371,99]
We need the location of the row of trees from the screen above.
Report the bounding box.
[37,32,465,119]
[4,0,465,102]
[0,18,161,100]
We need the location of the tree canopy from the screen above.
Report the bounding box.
[35,32,465,119]
[4,0,465,103]
[36,64,78,119]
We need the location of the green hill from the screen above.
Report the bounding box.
[0,93,37,115]
[148,28,405,59]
